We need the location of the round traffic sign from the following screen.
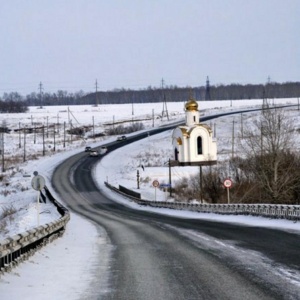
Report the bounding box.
[31,175,46,191]
[223,179,232,188]
[152,180,159,187]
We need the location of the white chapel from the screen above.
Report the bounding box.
[172,97,217,166]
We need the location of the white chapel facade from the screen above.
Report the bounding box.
[172,97,217,166]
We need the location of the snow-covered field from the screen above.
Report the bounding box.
[1,98,300,299]
[1,97,300,238]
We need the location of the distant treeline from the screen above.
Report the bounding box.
[82,81,300,105]
[0,99,28,113]
[0,82,299,109]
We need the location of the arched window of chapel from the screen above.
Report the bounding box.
[197,136,203,155]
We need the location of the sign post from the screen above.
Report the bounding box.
[160,183,171,201]
[223,179,232,204]
[152,180,159,201]
[137,170,140,189]
[31,172,45,226]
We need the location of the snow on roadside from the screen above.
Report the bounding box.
[0,213,112,300]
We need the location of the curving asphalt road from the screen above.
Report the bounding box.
[52,108,300,300]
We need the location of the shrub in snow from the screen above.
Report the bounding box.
[1,205,16,220]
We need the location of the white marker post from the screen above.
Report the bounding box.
[223,179,233,204]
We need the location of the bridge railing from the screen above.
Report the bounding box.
[104,182,300,221]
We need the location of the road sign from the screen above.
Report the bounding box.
[31,175,45,191]
[152,180,159,187]
[160,183,171,188]
[223,179,232,188]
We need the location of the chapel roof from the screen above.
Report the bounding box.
[185,97,198,111]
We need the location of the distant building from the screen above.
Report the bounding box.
[172,97,217,166]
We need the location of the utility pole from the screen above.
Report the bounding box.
[168,159,172,197]
[95,79,99,107]
[53,123,56,151]
[266,76,271,99]
[232,118,235,158]
[63,121,66,148]
[19,122,21,148]
[152,109,154,127]
[205,76,211,100]
[57,113,60,133]
[0,131,4,172]
[241,113,243,139]
[42,126,45,156]
[46,116,49,138]
[262,89,269,112]
[34,124,36,144]
[39,82,43,108]
[161,78,169,121]
[23,128,26,162]
[70,120,73,143]
[199,166,203,203]
[137,170,140,189]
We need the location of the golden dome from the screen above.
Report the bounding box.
[185,98,198,111]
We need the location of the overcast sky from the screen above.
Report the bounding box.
[0,0,299,95]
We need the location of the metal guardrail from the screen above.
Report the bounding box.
[0,186,70,274]
[105,182,300,221]
[119,184,141,199]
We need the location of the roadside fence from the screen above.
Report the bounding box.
[105,182,300,221]
[0,186,70,274]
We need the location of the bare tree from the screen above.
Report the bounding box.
[238,107,300,203]
[201,165,226,203]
